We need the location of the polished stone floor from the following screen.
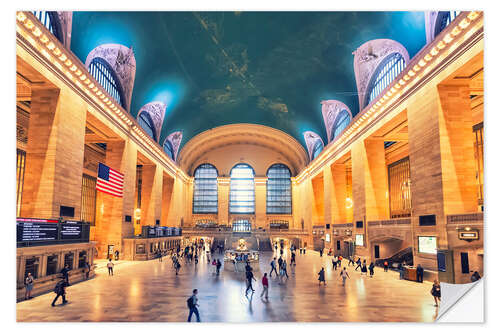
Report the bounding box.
[17,249,438,322]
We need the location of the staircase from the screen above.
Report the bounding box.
[375,247,413,268]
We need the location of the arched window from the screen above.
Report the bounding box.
[435,11,461,37]
[163,140,175,160]
[88,57,126,109]
[138,112,157,141]
[332,110,351,139]
[266,164,292,214]
[232,219,252,232]
[230,164,255,214]
[193,164,218,214]
[32,11,62,43]
[366,53,406,106]
[312,140,323,160]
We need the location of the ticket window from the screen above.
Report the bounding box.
[46,254,58,276]
[24,257,40,279]
[78,251,87,268]
[64,252,74,270]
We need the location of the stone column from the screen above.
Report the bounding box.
[161,175,174,226]
[331,163,348,224]
[255,177,267,229]
[140,164,163,226]
[323,167,334,227]
[407,85,477,273]
[21,87,86,219]
[351,139,389,259]
[218,178,230,226]
[94,140,137,258]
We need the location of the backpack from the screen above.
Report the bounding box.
[187,296,194,308]
[54,281,63,294]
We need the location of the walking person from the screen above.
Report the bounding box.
[270,258,278,277]
[332,256,338,270]
[355,257,362,271]
[431,280,441,307]
[278,256,283,271]
[398,262,405,280]
[194,253,199,265]
[348,256,355,266]
[361,260,368,276]
[260,273,269,300]
[85,261,91,280]
[369,262,375,278]
[107,259,114,276]
[245,269,256,295]
[187,289,201,322]
[24,272,34,300]
[319,248,323,257]
[416,264,424,282]
[175,261,181,275]
[282,260,289,279]
[60,264,70,285]
[216,259,222,276]
[340,267,350,286]
[291,251,296,265]
[383,260,389,272]
[51,279,68,307]
[337,255,343,269]
[318,267,326,286]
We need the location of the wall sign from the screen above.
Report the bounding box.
[458,228,479,241]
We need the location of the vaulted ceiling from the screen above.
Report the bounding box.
[70,11,426,150]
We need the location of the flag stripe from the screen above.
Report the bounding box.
[97,182,123,194]
[96,184,123,196]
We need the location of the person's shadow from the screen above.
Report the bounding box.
[246,292,254,315]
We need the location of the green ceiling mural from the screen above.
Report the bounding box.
[70,11,426,150]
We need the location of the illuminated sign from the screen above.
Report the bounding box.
[458,229,479,241]
[418,236,437,254]
[355,234,364,246]
[325,234,330,242]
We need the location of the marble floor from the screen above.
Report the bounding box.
[17,250,439,322]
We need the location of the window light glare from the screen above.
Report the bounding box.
[32,27,42,37]
[17,12,27,22]
[24,19,34,29]
[418,59,426,67]
[459,18,470,29]
[467,11,479,20]
[437,41,446,49]
[430,47,439,56]
[444,33,454,44]
[424,54,432,62]
[451,26,461,36]
[40,35,49,44]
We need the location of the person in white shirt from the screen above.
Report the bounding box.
[340,267,350,286]
[107,259,114,276]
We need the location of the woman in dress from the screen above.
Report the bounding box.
[431,280,441,307]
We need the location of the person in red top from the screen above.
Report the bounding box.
[260,273,269,299]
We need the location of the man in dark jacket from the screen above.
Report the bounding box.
[416,264,424,283]
[51,279,68,306]
[60,264,70,285]
[245,270,256,295]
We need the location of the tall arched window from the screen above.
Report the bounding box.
[312,140,323,160]
[230,164,255,214]
[435,11,461,37]
[266,164,292,214]
[163,140,175,160]
[193,164,218,214]
[88,57,126,109]
[32,11,62,43]
[332,110,351,139]
[138,112,157,141]
[366,53,406,106]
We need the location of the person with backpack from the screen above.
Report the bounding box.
[107,259,114,276]
[51,279,68,307]
[216,259,222,275]
[270,258,278,277]
[60,264,70,285]
[175,261,181,275]
[187,289,200,322]
[245,269,256,295]
[24,272,34,300]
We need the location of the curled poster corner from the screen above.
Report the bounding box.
[437,278,484,322]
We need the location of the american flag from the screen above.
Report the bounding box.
[96,163,124,197]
